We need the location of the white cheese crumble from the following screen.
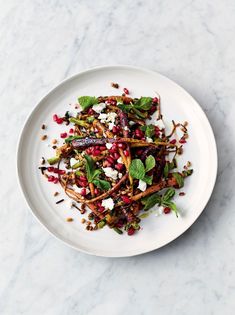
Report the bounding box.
[70,158,79,167]
[154,119,165,130]
[73,186,90,195]
[124,126,130,131]
[118,173,123,179]
[117,157,123,164]
[92,102,106,113]
[146,137,153,143]
[102,167,118,180]
[108,122,115,130]
[137,179,147,192]
[129,121,135,126]
[106,143,112,150]
[102,198,114,210]
[98,111,117,126]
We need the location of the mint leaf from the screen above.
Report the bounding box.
[142,175,153,185]
[132,107,148,118]
[162,188,175,202]
[145,125,155,138]
[141,193,161,210]
[117,103,133,113]
[145,155,156,172]
[162,200,179,217]
[78,96,98,110]
[172,173,184,188]
[134,97,153,110]
[93,179,111,191]
[163,159,177,178]
[84,155,95,182]
[129,159,145,179]
[92,169,102,180]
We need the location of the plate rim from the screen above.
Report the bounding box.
[17,65,218,257]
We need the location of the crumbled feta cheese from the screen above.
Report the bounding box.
[102,198,114,210]
[108,122,115,130]
[98,113,108,123]
[106,143,112,150]
[129,121,135,126]
[97,111,117,126]
[146,137,153,143]
[118,173,123,179]
[124,126,130,131]
[102,167,118,180]
[154,119,165,130]
[70,158,78,167]
[137,179,147,192]
[117,157,123,164]
[92,103,106,113]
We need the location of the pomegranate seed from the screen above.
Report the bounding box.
[136,149,143,155]
[86,148,92,154]
[112,126,118,134]
[48,175,55,182]
[104,161,112,167]
[92,149,101,156]
[88,108,95,115]
[69,128,74,134]
[170,139,177,144]
[127,227,135,236]
[97,201,102,207]
[81,188,87,196]
[107,156,115,164]
[99,146,107,151]
[112,152,120,159]
[56,118,64,124]
[79,176,87,182]
[47,167,54,172]
[94,188,99,195]
[53,114,58,122]
[77,180,88,187]
[121,196,132,204]
[110,99,117,105]
[149,105,157,114]
[117,143,126,149]
[153,97,159,103]
[115,163,124,171]
[164,207,171,214]
[98,206,105,212]
[116,219,124,228]
[60,132,67,138]
[179,138,187,144]
[124,149,129,157]
[123,88,129,95]
[58,170,66,175]
[53,178,59,184]
[105,99,112,105]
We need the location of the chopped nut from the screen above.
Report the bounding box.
[184,133,189,139]
[187,161,192,167]
[41,135,47,141]
[52,139,57,144]
[81,218,86,224]
[54,192,59,197]
[41,124,46,130]
[111,82,119,89]
[66,218,73,222]
[86,221,91,226]
[52,145,57,149]
[93,225,98,230]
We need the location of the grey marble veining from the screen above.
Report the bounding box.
[0,0,235,314]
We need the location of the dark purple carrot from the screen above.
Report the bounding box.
[118,110,130,138]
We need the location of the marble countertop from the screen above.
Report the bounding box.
[1,1,235,314]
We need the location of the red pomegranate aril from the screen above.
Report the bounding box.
[92,149,101,156]
[110,99,117,105]
[149,105,157,115]
[47,167,54,172]
[170,139,177,144]
[118,143,126,149]
[81,188,87,196]
[69,128,74,134]
[112,152,120,159]
[153,97,159,103]
[127,227,135,236]
[60,132,67,138]
[99,146,106,151]
[94,188,99,195]
[78,180,88,187]
[116,219,124,228]
[115,163,123,171]
[164,207,171,214]
[56,118,64,124]
[48,175,55,182]
[124,149,129,157]
[98,206,105,213]
[123,88,129,95]
[53,178,59,184]
[58,169,66,175]
[107,156,115,164]
[88,108,94,115]
[121,195,132,204]
[136,149,143,155]
[97,201,102,207]
[86,148,92,154]
[179,138,187,144]
[53,114,58,122]
[79,176,87,182]
[112,126,118,134]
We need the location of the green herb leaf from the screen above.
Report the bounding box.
[162,201,179,217]
[84,155,95,183]
[65,135,84,143]
[141,193,161,210]
[129,159,146,179]
[163,159,177,178]
[92,169,102,180]
[78,96,98,110]
[69,117,89,128]
[162,188,175,203]
[93,179,111,191]
[182,169,193,177]
[142,175,153,185]
[97,220,106,229]
[117,103,133,113]
[172,173,184,188]
[134,97,153,110]
[113,227,123,234]
[86,116,95,123]
[145,155,156,172]
[47,156,59,165]
[145,124,155,138]
[132,107,147,118]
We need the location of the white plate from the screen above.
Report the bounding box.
[17,65,217,257]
